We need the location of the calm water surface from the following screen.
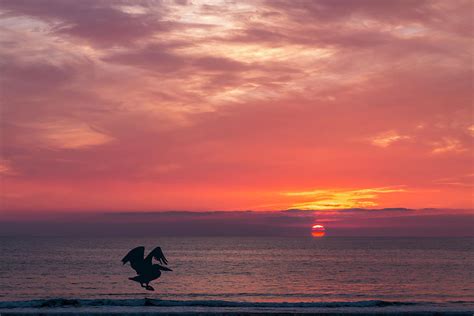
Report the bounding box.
[0,237,472,304]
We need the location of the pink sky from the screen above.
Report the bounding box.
[0,0,472,217]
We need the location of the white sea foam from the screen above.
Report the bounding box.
[0,298,473,315]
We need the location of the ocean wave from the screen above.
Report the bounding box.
[0,298,427,309]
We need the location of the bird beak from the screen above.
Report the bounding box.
[158,265,173,271]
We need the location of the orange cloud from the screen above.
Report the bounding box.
[284,187,407,210]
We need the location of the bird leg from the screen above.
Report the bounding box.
[145,283,155,291]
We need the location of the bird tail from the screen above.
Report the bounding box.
[129,276,142,283]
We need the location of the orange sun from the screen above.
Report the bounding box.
[311,224,326,237]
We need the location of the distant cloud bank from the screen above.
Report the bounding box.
[1,208,472,237]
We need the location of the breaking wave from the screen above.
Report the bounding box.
[0,298,425,309]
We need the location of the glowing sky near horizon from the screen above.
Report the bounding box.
[0,0,472,213]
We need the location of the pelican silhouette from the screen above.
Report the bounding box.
[122,246,172,291]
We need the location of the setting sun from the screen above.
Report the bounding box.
[311,224,326,238]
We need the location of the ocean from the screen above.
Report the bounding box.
[0,236,472,314]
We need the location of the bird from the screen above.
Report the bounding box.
[122,246,172,291]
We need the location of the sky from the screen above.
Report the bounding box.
[0,0,472,235]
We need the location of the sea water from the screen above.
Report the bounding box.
[0,236,472,314]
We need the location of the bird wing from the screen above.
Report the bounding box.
[145,247,169,266]
[122,246,145,274]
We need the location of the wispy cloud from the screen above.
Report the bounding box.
[370,130,411,148]
[434,174,474,187]
[431,137,467,154]
[21,120,114,149]
[0,159,15,175]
